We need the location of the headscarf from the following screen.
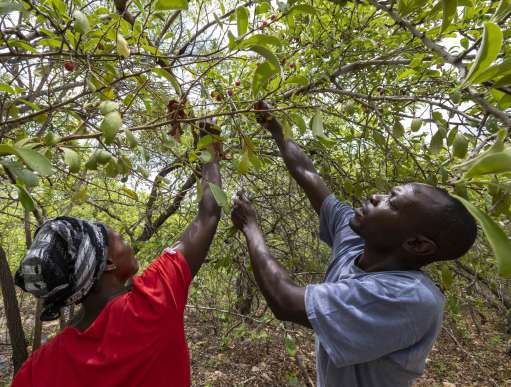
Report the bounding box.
[14,216,109,321]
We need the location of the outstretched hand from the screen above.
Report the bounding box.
[254,101,282,133]
[231,192,258,233]
[198,120,223,158]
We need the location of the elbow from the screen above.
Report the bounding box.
[268,283,302,323]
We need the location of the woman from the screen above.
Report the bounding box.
[12,125,222,387]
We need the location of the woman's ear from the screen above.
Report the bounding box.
[104,259,117,272]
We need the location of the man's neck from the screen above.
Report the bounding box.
[357,247,422,272]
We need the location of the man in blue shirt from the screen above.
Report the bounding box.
[230,102,478,387]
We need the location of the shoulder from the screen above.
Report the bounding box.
[364,271,445,315]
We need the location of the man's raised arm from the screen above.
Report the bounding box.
[174,123,222,277]
[254,102,331,215]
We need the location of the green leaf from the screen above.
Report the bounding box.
[285,334,297,357]
[73,10,90,34]
[252,61,277,96]
[441,0,457,32]
[0,144,15,155]
[152,68,182,95]
[290,113,307,134]
[0,1,23,14]
[62,148,81,173]
[100,111,122,144]
[17,186,35,211]
[430,130,445,154]
[440,264,454,289]
[0,84,15,94]
[208,182,228,207]
[461,22,503,87]
[493,74,511,88]
[248,45,281,74]
[239,34,282,49]
[121,187,139,200]
[286,75,308,86]
[288,4,317,16]
[472,58,511,84]
[1,160,39,187]
[154,0,188,10]
[452,133,468,158]
[16,148,53,176]
[311,109,325,138]
[410,118,422,132]
[117,34,130,58]
[493,0,511,21]
[453,195,511,278]
[236,6,249,37]
[464,148,511,178]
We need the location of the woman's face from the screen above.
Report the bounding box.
[106,228,139,281]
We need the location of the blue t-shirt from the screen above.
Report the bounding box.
[305,195,445,387]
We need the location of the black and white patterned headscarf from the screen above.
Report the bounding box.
[15,216,108,321]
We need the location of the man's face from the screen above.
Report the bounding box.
[349,184,441,252]
[107,228,139,280]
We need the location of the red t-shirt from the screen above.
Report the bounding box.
[12,249,192,387]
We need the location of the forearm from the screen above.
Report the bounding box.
[243,223,310,327]
[175,148,221,277]
[198,155,222,219]
[267,119,330,214]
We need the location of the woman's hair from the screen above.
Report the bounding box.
[15,216,109,321]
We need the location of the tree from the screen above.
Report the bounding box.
[0,0,510,377]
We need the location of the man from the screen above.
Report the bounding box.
[12,123,222,387]
[231,103,477,387]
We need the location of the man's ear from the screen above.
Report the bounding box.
[402,235,437,256]
[104,259,117,272]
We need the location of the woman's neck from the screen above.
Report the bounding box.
[70,278,129,331]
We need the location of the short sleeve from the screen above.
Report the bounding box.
[130,249,192,315]
[319,194,363,251]
[305,276,437,367]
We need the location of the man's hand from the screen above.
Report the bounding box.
[231,192,257,233]
[198,120,223,159]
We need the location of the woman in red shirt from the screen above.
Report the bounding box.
[12,124,222,387]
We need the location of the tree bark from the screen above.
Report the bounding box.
[0,245,28,373]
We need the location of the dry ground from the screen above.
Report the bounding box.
[1,303,509,386]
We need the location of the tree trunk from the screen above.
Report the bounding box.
[32,299,43,351]
[0,245,28,373]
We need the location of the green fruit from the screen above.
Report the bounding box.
[452,133,468,158]
[105,159,119,177]
[392,121,404,138]
[99,101,119,115]
[62,148,81,173]
[95,150,112,164]
[124,128,138,148]
[73,11,90,34]
[117,34,130,58]
[43,132,61,146]
[100,111,122,144]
